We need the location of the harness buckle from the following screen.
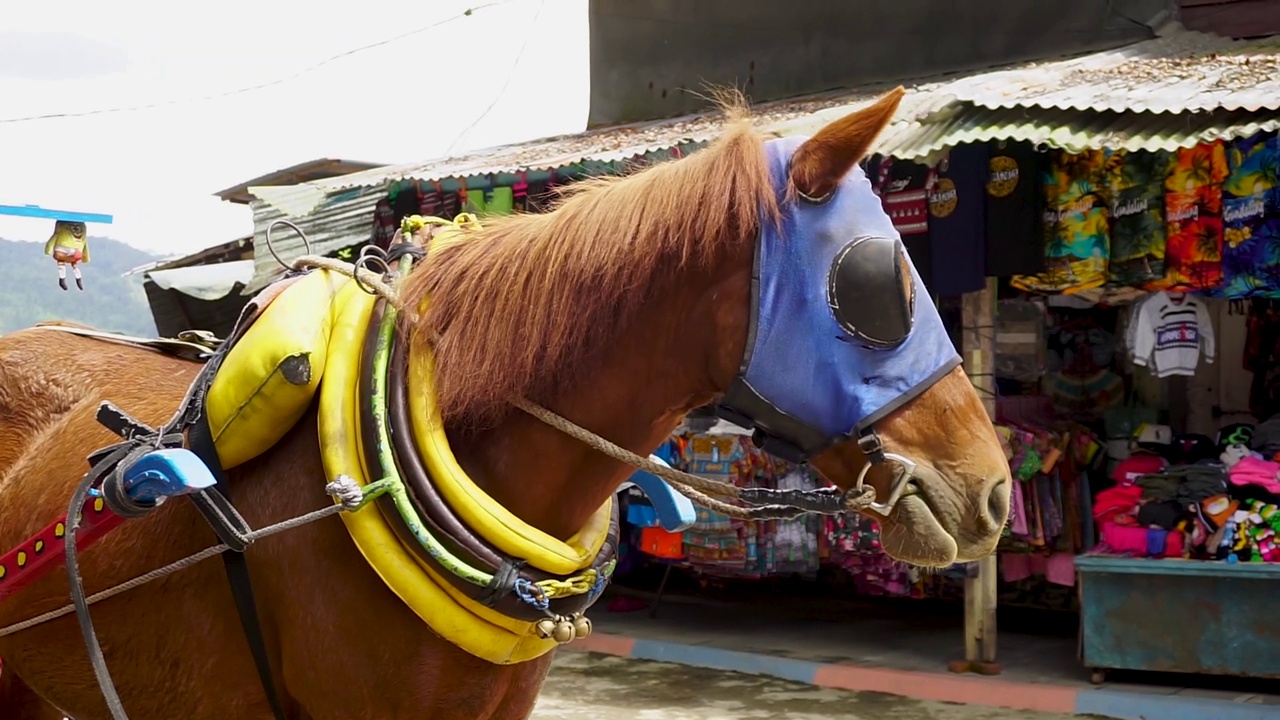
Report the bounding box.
[857,430,887,464]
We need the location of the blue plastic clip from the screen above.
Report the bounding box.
[121,448,218,505]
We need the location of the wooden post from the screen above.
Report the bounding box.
[951,277,1002,675]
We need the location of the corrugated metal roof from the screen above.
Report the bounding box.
[246,79,952,209]
[945,24,1280,114]
[897,105,1280,163]
[214,158,384,205]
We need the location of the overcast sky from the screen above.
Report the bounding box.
[0,0,588,258]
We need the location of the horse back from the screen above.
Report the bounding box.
[0,327,199,487]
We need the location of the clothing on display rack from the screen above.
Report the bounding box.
[1105,149,1170,286]
[1151,141,1228,292]
[1011,149,1111,295]
[368,179,558,251]
[1085,417,1280,564]
[1221,133,1280,299]
[927,144,988,296]
[1126,291,1216,377]
[985,140,1048,277]
[868,154,935,293]
[988,386,1100,594]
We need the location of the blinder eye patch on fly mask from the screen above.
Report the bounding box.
[827,235,915,349]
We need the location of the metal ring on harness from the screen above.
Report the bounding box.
[353,252,392,296]
[264,220,313,271]
[852,452,917,517]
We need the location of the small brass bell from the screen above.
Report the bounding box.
[573,615,593,639]
[552,620,576,644]
[536,619,556,639]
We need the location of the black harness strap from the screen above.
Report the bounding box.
[186,411,288,720]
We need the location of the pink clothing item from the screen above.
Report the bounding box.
[1098,523,1186,559]
[1045,553,1076,586]
[1008,481,1029,536]
[1000,552,1076,587]
[1001,553,1033,583]
[1229,456,1280,493]
[1101,522,1150,555]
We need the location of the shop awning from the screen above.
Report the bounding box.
[770,24,1280,164]
[782,104,1280,165]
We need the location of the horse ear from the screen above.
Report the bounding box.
[789,87,905,200]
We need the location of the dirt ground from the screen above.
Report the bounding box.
[531,652,1089,720]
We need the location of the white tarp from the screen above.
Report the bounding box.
[146,259,254,301]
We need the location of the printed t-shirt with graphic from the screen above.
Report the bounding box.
[1106,149,1169,286]
[1152,141,1228,292]
[1221,132,1280,298]
[927,143,988,296]
[1129,291,1216,377]
[867,154,935,294]
[984,140,1047,277]
[1012,149,1111,295]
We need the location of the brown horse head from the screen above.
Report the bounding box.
[402,87,1009,569]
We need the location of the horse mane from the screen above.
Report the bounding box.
[399,99,778,429]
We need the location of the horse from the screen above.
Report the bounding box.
[0,89,1011,719]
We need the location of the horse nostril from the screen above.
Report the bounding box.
[984,480,1011,531]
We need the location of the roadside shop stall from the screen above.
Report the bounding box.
[980,131,1280,681]
[612,124,1280,681]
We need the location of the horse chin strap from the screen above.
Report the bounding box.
[716,392,918,519]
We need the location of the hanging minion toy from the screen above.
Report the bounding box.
[44,220,90,290]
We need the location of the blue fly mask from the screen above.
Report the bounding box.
[716,135,961,510]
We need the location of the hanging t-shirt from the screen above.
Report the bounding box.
[1106,149,1169,286]
[927,143,987,296]
[1222,191,1280,298]
[869,154,935,293]
[1151,141,1228,292]
[1130,291,1216,377]
[985,140,1047,277]
[1221,133,1280,298]
[1012,150,1110,294]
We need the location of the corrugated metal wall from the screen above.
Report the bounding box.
[247,185,384,293]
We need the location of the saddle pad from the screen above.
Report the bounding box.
[207,269,347,469]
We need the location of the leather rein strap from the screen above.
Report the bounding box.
[185,411,287,720]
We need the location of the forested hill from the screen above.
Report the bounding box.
[0,236,160,336]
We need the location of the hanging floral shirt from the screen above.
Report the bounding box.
[1150,141,1228,292]
[1106,150,1169,286]
[1221,133,1280,298]
[1012,150,1111,295]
